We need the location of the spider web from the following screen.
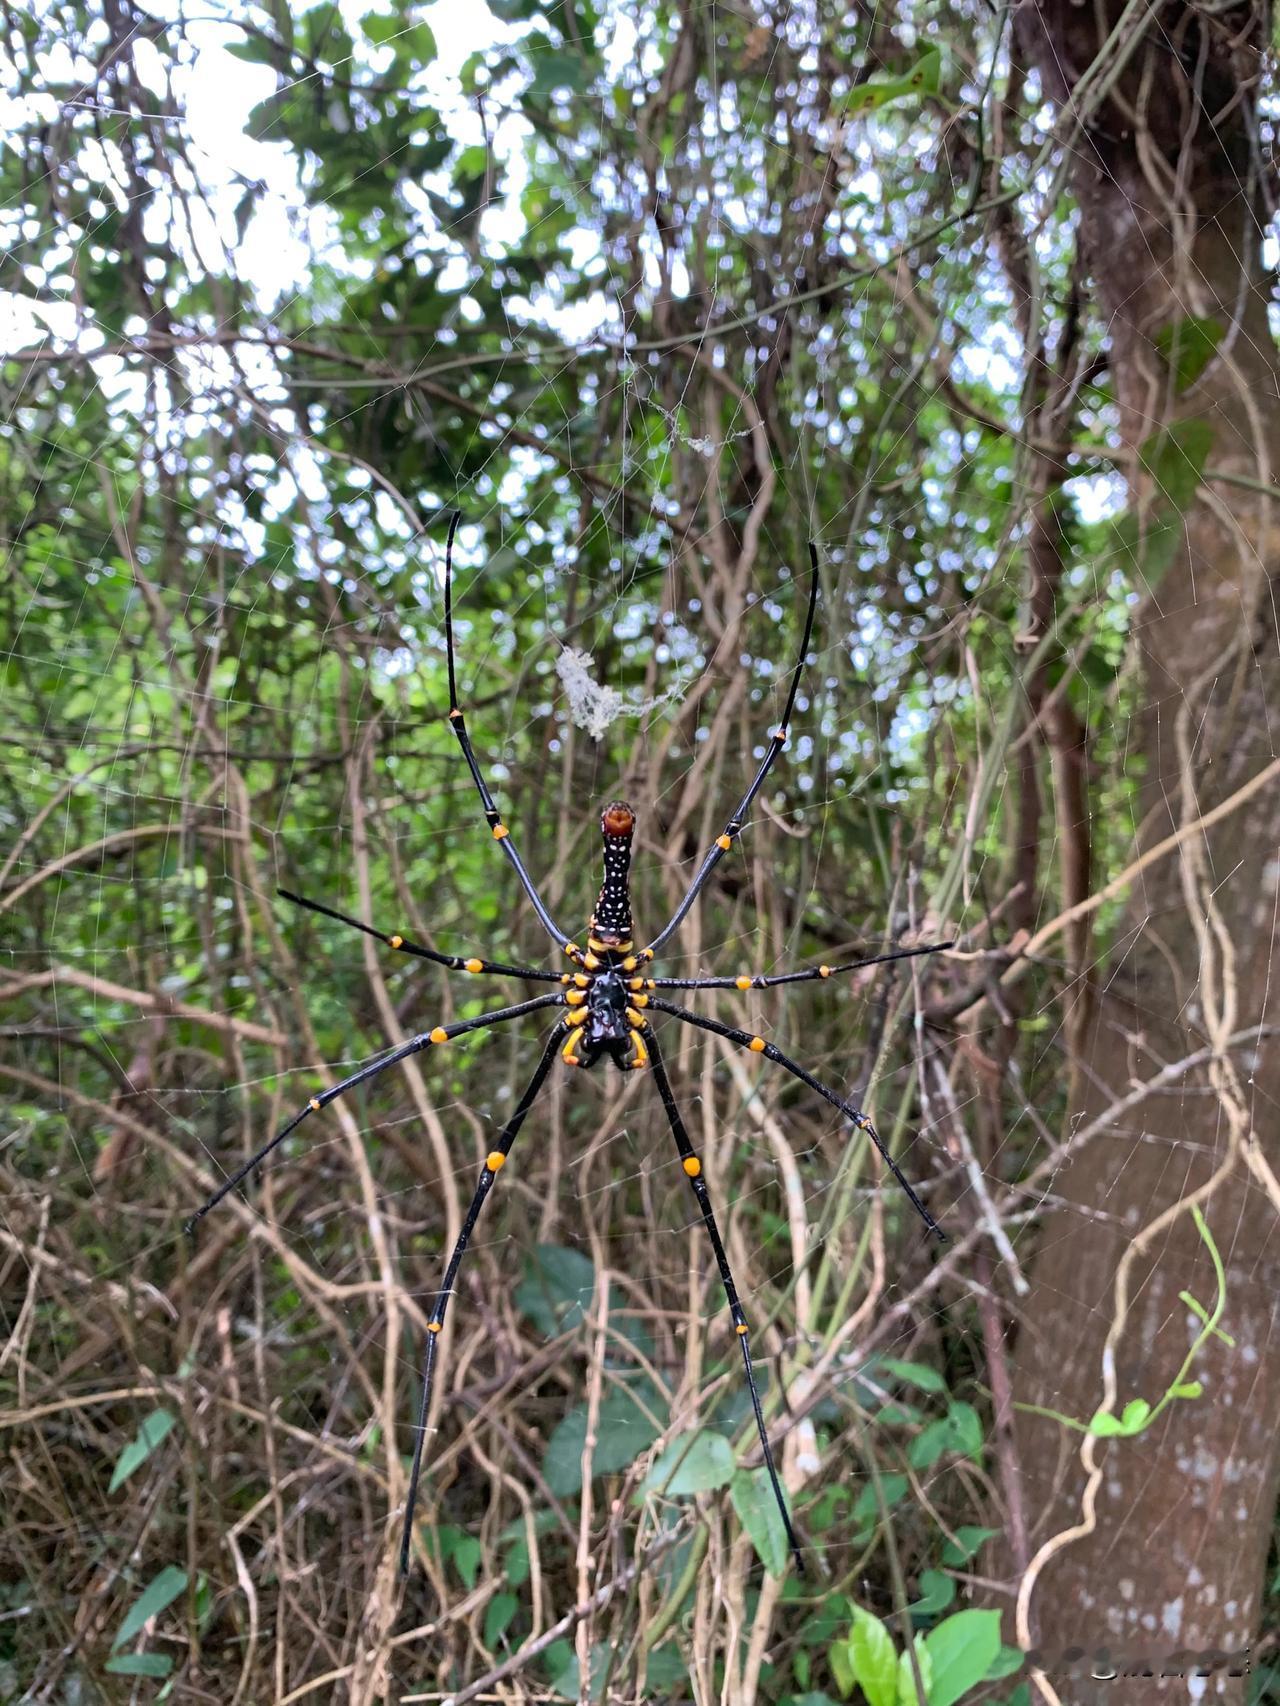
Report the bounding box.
[2,2,1278,1703]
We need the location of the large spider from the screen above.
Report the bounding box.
[188,516,948,1577]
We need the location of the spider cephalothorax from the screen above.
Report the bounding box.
[189,515,950,1583]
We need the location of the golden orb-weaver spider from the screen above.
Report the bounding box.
[188,516,949,1577]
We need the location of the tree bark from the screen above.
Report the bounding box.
[1007,4,1280,1701]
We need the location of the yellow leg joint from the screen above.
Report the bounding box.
[389,934,404,949]
[749,1036,766,1053]
[561,1034,582,1067]
[566,1007,589,1026]
[716,834,732,851]
[683,1155,701,1177]
[819,964,831,978]
[565,989,586,1007]
[428,1320,442,1333]
[735,975,752,990]
[736,1322,749,1336]
[309,1097,322,1112]
[492,823,509,840]
[430,1027,449,1045]
[486,1151,506,1172]
[465,958,483,973]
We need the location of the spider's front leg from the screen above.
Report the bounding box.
[186,991,567,1228]
[441,512,571,950]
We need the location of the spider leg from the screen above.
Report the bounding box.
[400,1019,568,1576]
[185,992,566,1229]
[651,940,954,991]
[644,1025,805,1576]
[645,542,821,956]
[648,996,943,1239]
[277,888,563,984]
[442,512,571,951]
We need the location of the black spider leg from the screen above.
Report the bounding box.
[185,992,566,1228]
[644,1024,805,1576]
[442,511,571,950]
[400,1019,567,1577]
[652,941,955,991]
[646,541,821,956]
[277,888,563,984]
[648,996,943,1240]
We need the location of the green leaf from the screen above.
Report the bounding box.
[879,1357,948,1394]
[544,1379,663,1496]
[829,1637,855,1698]
[876,1399,925,1427]
[907,1419,951,1469]
[112,1566,189,1649]
[104,1653,174,1677]
[731,1467,790,1577]
[945,1400,984,1459]
[895,1635,932,1705]
[1155,316,1223,392]
[544,1409,589,1496]
[516,1245,595,1338]
[645,1644,689,1689]
[641,1430,735,1497]
[109,1408,178,1493]
[848,1606,898,1706]
[528,52,587,96]
[1088,1409,1125,1437]
[453,1534,482,1590]
[225,37,277,65]
[985,1644,1028,1682]
[1138,419,1214,511]
[484,1591,518,1649]
[1091,1396,1151,1437]
[923,1608,1003,1706]
[940,1526,1000,1566]
[852,1474,908,1532]
[1171,1380,1204,1400]
[1120,1397,1152,1431]
[911,1568,956,1617]
[844,49,942,114]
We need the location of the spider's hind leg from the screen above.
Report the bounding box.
[643,1024,804,1574]
[400,1020,568,1577]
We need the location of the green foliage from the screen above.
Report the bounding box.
[111,1566,188,1657]
[843,49,943,114]
[109,1408,179,1493]
[1155,316,1224,392]
[641,1430,737,1497]
[1019,1205,1231,1439]
[3,0,1258,1694]
[831,1606,1001,1706]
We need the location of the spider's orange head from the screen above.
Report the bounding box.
[601,800,635,838]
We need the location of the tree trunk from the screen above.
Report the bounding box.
[1008,4,1280,1701]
